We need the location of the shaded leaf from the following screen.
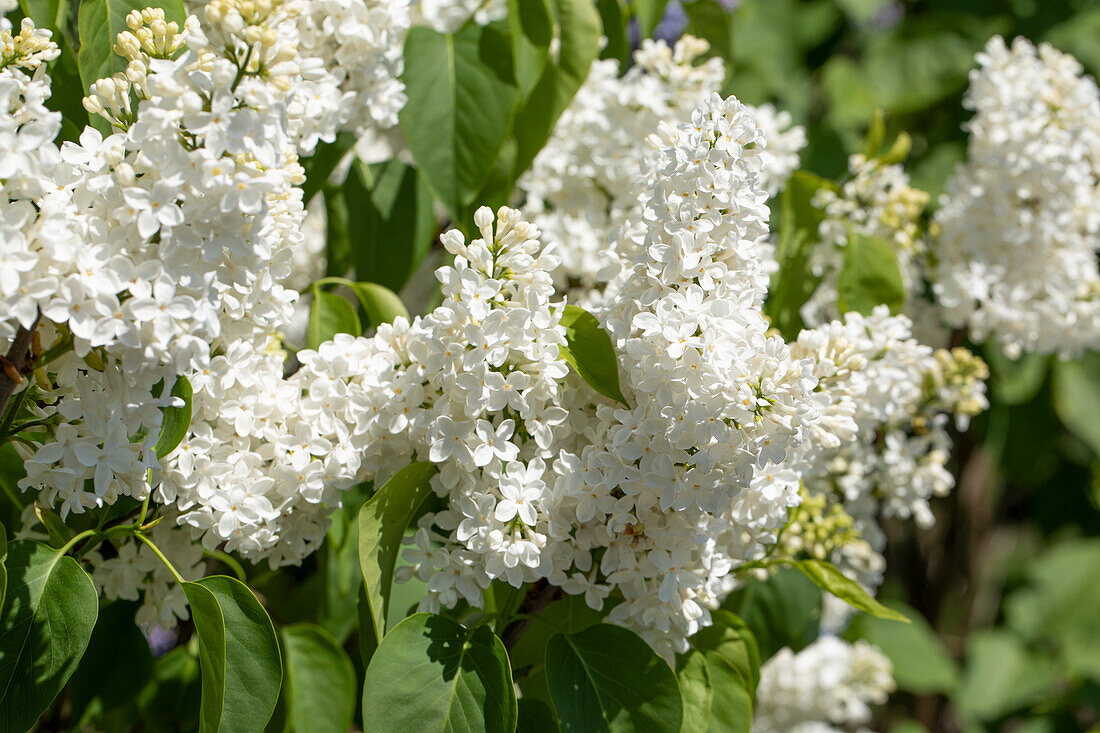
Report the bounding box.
[278,624,356,733]
[306,289,362,350]
[357,462,438,643]
[344,160,437,295]
[545,623,682,732]
[154,375,192,460]
[361,613,516,733]
[0,540,99,733]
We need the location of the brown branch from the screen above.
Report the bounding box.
[500,579,563,650]
[0,311,41,420]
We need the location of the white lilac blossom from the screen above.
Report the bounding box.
[800,154,932,331]
[789,307,987,625]
[552,93,824,655]
[752,636,895,733]
[934,36,1100,358]
[518,36,806,293]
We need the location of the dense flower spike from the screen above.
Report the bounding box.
[934,36,1100,357]
[519,36,806,293]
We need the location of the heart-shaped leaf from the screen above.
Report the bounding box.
[545,623,682,732]
[361,613,517,733]
[182,575,282,733]
[0,539,98,733]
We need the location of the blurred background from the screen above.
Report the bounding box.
[659,1,1100,731]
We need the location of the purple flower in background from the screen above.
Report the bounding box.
[143,624,179,658]
[654,1,688,44]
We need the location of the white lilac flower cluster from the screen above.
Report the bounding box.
[788,307,987,624]
[934,36,1100,358]
[751,636,895,733]
[2,7,322,620]
[181,0,410,154]
[519,36,805,293]
[292,206,576,600]
[285,0,409,152]
[564,93,826,654]
[800,154,932,331]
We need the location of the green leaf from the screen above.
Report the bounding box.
[545,623,683,733]
[136,640,203,733]
[516,0,601,176]
[632,0,670,39]
[301,133,357,206]
[399,23,519,220]
[954,630,1060,722]
[847,600,958,695]
[792,559,910,624]
[68,600,155,723]
[766,170,834,339]
[343,159,437,295]
[1004,538,1100,683]
[77,0,185,92]
[0,540,99,733]
[182,575,282,733]
[836,232,906,316]
[726,566,820,661]
[20,0,64,34]
[987,347,1049,406]
[306,289,362,350]
[357,462,438,643]
[346,282,410,328]
[509,0,553,100]
[361,613,517,733]
[1052,354,1100,458]
[519,698,560,733]
[278,624,356,733]
[595,0,630,64]
[682,0,735,64]
[511,593,611,706]
[154,375,193,459]
[689,609,760,695]
[702,652,752,733]
[0,524,6,618]
[676,651,712,733]
[559,305,628,407]
[317,483,372,644]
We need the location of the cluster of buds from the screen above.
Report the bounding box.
[203,0,300,91]
[0,17,60,70]
[926,347,991,422]
[114,8,188,63]
[779,487,866,562]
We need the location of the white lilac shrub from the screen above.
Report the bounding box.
[5,0,1095,727]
